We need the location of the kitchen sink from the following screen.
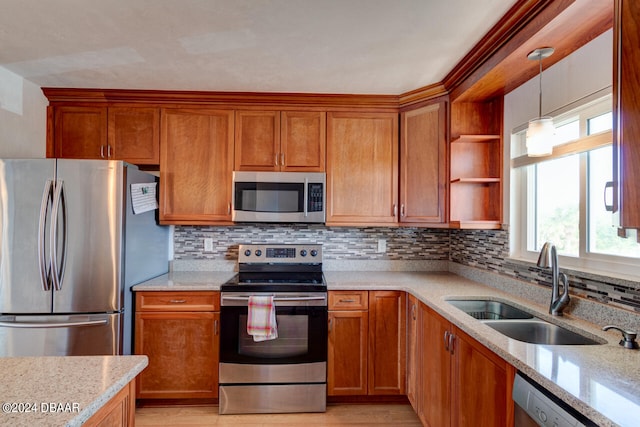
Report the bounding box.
[483,319,602,345]
[447,299,534,320]
[447,299,603,345]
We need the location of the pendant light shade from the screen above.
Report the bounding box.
[526,47,555,157]
[526,117,555,156]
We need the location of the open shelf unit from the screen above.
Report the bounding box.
[449,101,503,229]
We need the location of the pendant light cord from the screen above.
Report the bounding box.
[538,57,543,118]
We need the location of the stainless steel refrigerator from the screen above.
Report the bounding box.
[0,159,169,356]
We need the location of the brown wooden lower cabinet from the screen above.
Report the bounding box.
[327,290,406,397]
[134,291,220,400]
[83,379,135,427]
[409,300,515,427]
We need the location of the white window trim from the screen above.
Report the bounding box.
[509,92,640,279]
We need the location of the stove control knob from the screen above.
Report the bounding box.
[310,249,318,257]
[255,249,262,257]
[300,249,307,257]
[244,249,251,257]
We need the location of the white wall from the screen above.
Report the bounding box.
[0,66,48,158]
[504,29,613,231]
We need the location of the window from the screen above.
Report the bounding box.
[511,94,640,276]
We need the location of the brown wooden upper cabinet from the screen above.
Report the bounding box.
[326,112,398,225]
[400,100,447,225]
[159,109,234,224]
[234,110,326,172]
[52,106,159,164]
[613,0,640,229]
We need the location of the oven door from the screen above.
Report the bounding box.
[219,293,327,365]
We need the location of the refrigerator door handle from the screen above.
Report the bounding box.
[0,319,108,328]
[38,180,54,291]
[50,180,68,291]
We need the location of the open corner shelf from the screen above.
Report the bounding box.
[448,220,502,230]
[451,134,501,144]
[450,177,500,184]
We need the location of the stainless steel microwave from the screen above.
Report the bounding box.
[232,171,326,223]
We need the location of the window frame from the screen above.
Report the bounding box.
[510,93,640,278]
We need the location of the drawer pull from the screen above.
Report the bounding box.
[339,299,356,303]
[169,299,187,304]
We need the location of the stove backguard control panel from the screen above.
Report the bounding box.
[238,244,322,264]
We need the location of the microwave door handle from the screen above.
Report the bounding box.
[304,177,309,217]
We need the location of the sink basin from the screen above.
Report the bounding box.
[447,299,534,320]
[446,299,603,345]
[483,319,602,345]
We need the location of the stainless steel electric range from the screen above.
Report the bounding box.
[218,243,327,415]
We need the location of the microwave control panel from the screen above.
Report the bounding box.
[308,183,324,212]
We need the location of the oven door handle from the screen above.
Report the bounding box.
[222,295,326,302]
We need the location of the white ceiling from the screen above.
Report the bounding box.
[0,0,518,94]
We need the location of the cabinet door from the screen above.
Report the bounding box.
[400,101,447,224]
[368,291,406,395]
[54,106,107,159]
[452,326,512,427]
[327,310,368,395]
[327,112,398,224]
[160,109,234,224]
[108,107,159,164]
[614,0,640,228]
[420,305,451,427]
[281,111,326,171]
[135,311,219,399]
[235,110,280,171]
[406,295,419,410]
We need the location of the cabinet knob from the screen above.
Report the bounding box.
[401,204,406,217]
[281,153,285,166]
[100,145,105,159]
[275,153,279,166]
[169,299,186,304]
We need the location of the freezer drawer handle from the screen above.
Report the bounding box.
[0,319,108,329]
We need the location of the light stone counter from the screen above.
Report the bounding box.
[0,355,148,427]
[133,269,640,426]
[132,271,235,291]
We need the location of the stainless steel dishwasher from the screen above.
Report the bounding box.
[513,373,596,426]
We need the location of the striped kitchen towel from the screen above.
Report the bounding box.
[247,295,278,342]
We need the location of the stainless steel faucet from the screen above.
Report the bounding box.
[537,242,570,316]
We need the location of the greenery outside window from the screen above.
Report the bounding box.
[510,93,640,277]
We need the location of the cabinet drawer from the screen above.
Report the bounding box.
[136,291,220,312]
[329,291,368,310]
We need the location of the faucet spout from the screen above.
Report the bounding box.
[537,242,570,316]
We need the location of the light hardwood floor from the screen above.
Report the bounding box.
[135,404,422,426]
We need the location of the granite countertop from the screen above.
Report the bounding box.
[0,355,148,427]
[133,270,640,426]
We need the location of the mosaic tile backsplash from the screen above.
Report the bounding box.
[174,225,450,260]
[450,229,640,313]
[174,225,640,313]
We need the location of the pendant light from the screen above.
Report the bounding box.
[526,47,555,157]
